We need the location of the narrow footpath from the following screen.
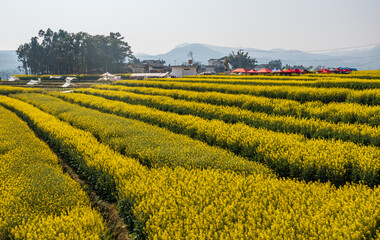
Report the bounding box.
[58,156,131,240]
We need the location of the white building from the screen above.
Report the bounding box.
[171,66,197,78]
[130,72,170,79]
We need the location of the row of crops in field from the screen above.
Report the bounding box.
[155,77,380,89]
[0,103,106,239]
[189,70,380,80]
[1,71,380,239]
[113,79,380,105]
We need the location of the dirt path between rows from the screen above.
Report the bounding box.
[58,157,131,240]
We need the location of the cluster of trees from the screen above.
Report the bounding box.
[226,50,257,70]
[260,60,282,69]
[283,64,314,70]
[17,29,133,75]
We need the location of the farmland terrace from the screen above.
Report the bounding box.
[0,70,380,239]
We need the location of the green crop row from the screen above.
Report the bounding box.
[1,95,380,239]
[0,105,107,239]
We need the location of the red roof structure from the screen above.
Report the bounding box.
[231,68,249,73]
[248,69,258,73]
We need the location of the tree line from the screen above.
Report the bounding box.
[16,29,133,75]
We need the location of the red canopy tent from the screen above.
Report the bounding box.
[343,68,352,72]
[317,69,332,74]
[231,68,249,73]
[283,69,295,73]
[257,68,272,73]
[248,69,258,74]
[293,69,305,74]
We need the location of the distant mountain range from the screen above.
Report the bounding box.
[0,51,21,79]
[1,43,380,73]
[136,43,380,70]
[0,50,19,70]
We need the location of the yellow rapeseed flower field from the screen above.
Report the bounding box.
[94,84,380,126]
[12,92,272,176]
[154,76,380,90]
[37,91,380,186]
[114,79,380,104]
[77,87,380,146]
[1,95,379,239]
[1,72,380,239]
[0,105,107,239]
[0,86,43,95]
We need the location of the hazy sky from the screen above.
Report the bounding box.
[1,0,380,54]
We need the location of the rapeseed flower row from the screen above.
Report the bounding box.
[349,70,380,78]
[0,105,107,239]
[95,84,380,126]
[46,91,380,186]
[188,70,380,80]
[77,87,380,147]
[311,70,380,79]
[1,95,380,239]
[11,92,271,176]
[93,85,380,126]
[115,80,380,105]
[0,86,43,95]
[159,77,380,90]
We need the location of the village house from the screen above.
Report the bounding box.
[171,65,197,78]
[205,58,226,73]
[127,60,169,73]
